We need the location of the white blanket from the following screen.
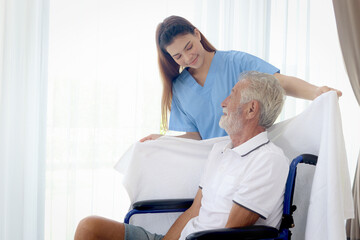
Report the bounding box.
[115,91,354,240]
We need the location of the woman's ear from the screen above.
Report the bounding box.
[194,28,201,40]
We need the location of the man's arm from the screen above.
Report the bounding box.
[163,189,203,240]
[225,203,260,228]
[274,73,342,100]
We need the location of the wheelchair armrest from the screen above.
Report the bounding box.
[133,198,194,211]
[185,225,279,240]
[124,198,194,224]
[300,154,318,166]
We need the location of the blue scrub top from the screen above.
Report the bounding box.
[169,50,280,140]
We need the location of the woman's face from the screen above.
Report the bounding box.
[165,29,206,69]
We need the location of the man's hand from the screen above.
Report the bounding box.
[315,86,342,98]
[139,134,163,142]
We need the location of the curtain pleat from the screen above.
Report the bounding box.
[0,0,49,239]
[332,0,360,106]
[347,154,360,239]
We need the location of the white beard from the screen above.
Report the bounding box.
[219,112,242,135]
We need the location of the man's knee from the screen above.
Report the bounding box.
[75,216,102,239]
[75,215,125,240]
[78,216,99,228]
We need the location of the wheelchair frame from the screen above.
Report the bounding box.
[124,154,318,240]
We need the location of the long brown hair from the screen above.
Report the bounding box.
[156,15,216,131]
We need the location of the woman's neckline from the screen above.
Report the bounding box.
[188,51,216,87]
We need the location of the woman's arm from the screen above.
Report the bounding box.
[139,132,201,142]
[274,73,342,100]
[177,132,202,140]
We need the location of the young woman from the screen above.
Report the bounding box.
[140,15,341,142]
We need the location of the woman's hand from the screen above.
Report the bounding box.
[139,134,163,142]
[315,86,342,98]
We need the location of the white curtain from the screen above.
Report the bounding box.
[0,0,49,239]
[46,0,359,239]
[45,1,200,239]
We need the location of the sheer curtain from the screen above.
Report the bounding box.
[46,0,359,239]
[195,0,359,180]
[0,0,49,239]
[46,1,198,239]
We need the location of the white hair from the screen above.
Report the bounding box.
[239,71,285,129]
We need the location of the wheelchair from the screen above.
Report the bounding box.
[124,154,318,240]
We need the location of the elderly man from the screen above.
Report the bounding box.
[75,71,289,240]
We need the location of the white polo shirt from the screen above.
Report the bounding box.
[179,131,289,240]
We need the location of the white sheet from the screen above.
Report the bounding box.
[115,91,354,240]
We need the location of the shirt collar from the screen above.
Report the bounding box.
[223,131,270,157]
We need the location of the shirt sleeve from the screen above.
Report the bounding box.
[199,157,209,189]
[232,152,289,219]
[235,51,280,75]
[169,93,198,133]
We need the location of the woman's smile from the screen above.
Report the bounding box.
[189,55,199,66]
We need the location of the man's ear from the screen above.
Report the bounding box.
[245,100,260,119]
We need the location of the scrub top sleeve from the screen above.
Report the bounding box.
[232,152,288,219]
[169,95,198,133]
[239,52,280,75]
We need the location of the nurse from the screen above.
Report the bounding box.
[140,15,341,141]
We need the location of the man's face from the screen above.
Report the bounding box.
[219,81,248,134]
